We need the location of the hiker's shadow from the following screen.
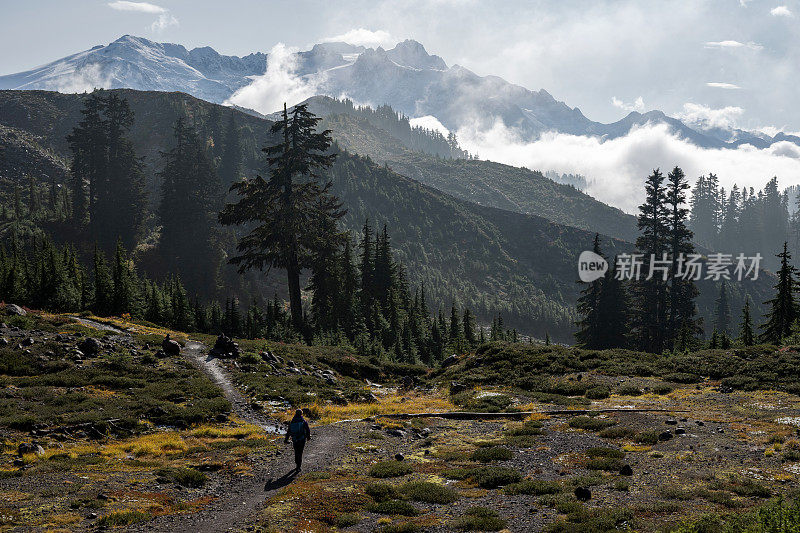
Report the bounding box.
[264,469,298,491]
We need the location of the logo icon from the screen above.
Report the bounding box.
[578,251,608,282]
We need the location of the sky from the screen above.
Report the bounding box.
[2,0,800,212]
[1,0,798,133]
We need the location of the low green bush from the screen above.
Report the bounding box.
[505,479,562,496]
[634,430,660,445]
[368,500,419,516]
[452,507,507,531]
[399,481,458,504]
[366,482,399,502]
[443,466,522,489]
[471,446,513,463]
[154,467,207,487]
[585,386,611,399]
[568,416,616,431]
[369,461,413,478]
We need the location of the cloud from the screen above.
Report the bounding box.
[707,82,741,89]
[410,115,450,135]
[457,120,800,214]
[322,28,395,48]
[225,43,322,115]
[771,5,794,16]
[107,1,178,32]
[676,103,745,129]
[48,64,112,93]
[612,96,645,112]
[704,40,763,50]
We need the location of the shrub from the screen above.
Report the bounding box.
[452,507,507,531]
[471,446,513,463]
[505,479,562,496]
[368,500,419,516]
[664,372,700,384]
[568,416,616,431]
[599,427,635,439]
[443,466,522,489]
[399,481,458,504]
[505,420,544,436]
[585,386,610,399]
[370,461,413,478]
[97,510,150,527]
[586,457,626,472]
[366,482,400,502]
[616,384,642,396]
[336,513,361,527]
[378,522,421,533]
[154,467,207,487]
[652,383,674,395]
[634,431,660,445]
[586,447,625,459]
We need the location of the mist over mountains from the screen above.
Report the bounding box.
[2,34,800,211]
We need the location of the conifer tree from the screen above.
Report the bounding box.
[759,242,798,344]
[463,308,476,346]
[575,233,604,348]
[596,256,629,349]
[219,103,343,333]
[739,297,755,346]
[714,281,731,337]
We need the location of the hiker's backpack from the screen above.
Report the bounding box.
[289,420,306,443]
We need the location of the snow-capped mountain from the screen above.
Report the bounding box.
[0,35,795,150]
[0,35,266,104]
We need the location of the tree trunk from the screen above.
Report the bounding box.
[287,240,303,332]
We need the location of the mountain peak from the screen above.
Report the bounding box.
[386,39,447,70]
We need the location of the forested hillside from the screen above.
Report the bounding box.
[302,96,639,242]
[0,89,773,341]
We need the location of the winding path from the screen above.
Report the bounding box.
[71,317,346,532]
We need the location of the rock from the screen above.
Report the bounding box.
[214,413,229,423]
[658,431,673,442]
[395,453,405,461]
[5,304,26,316]
[210,334,240,358]
[161,335,181,356]
[0,338,8,347]
[665,419,678,425]
[441,354,459,368]
[78,338,101,356]
[574,487,592,502]
[399,376,415,390]
[449,381,468,394]
[17,442,44,456]
[386,428,406,438]
[675,427,686,435]
[696,421,704,426]
[20,337,34,347]
[619,464,633,476]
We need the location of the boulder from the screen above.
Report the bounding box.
[395,453,405,461]
[210,334,240,358]
[17,442,44,456]
[658,430,673,442]
[449,381,468,394]
[161,335,181,356]
[77,338,101,356]
[441,354,459,368]
[5,304,26,316]
[399,375,415,391]
[619,464,633,476]
[574,487,592,502]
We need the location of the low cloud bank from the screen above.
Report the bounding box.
[457,120,800,213]
[225,43,321,115]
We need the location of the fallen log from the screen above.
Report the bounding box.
[364,408,687,421]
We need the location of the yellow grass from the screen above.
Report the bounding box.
[299,390,458,424]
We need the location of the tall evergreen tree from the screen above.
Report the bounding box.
[739,297,755,346]
[219,103,343,333]
[714,281,731,337]
[759,242,798,344]
[596,256,630,349]
[635,168,670,353]
[575,233,604,348]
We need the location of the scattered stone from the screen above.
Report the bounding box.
[658,431,673,442]
[395,453,405,461]
[696,421,704,426]
[20,337,34,347]
[449,381,468,394]
[675,427,686,435]
[665,419,678,425]
[441,354,459,368]
[77,338,101,356]
[619,464,633,476]
[161,334,181,356]
[0,338,8,346]
[17,442,44,456]
[574,487,592,502]
[5,304,26,316]
[386,428,406,438]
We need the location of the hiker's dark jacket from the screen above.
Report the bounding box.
[285,416,311,444]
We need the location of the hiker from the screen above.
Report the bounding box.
[284,409,311,471]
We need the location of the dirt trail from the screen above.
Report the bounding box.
[71,317,347,532]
